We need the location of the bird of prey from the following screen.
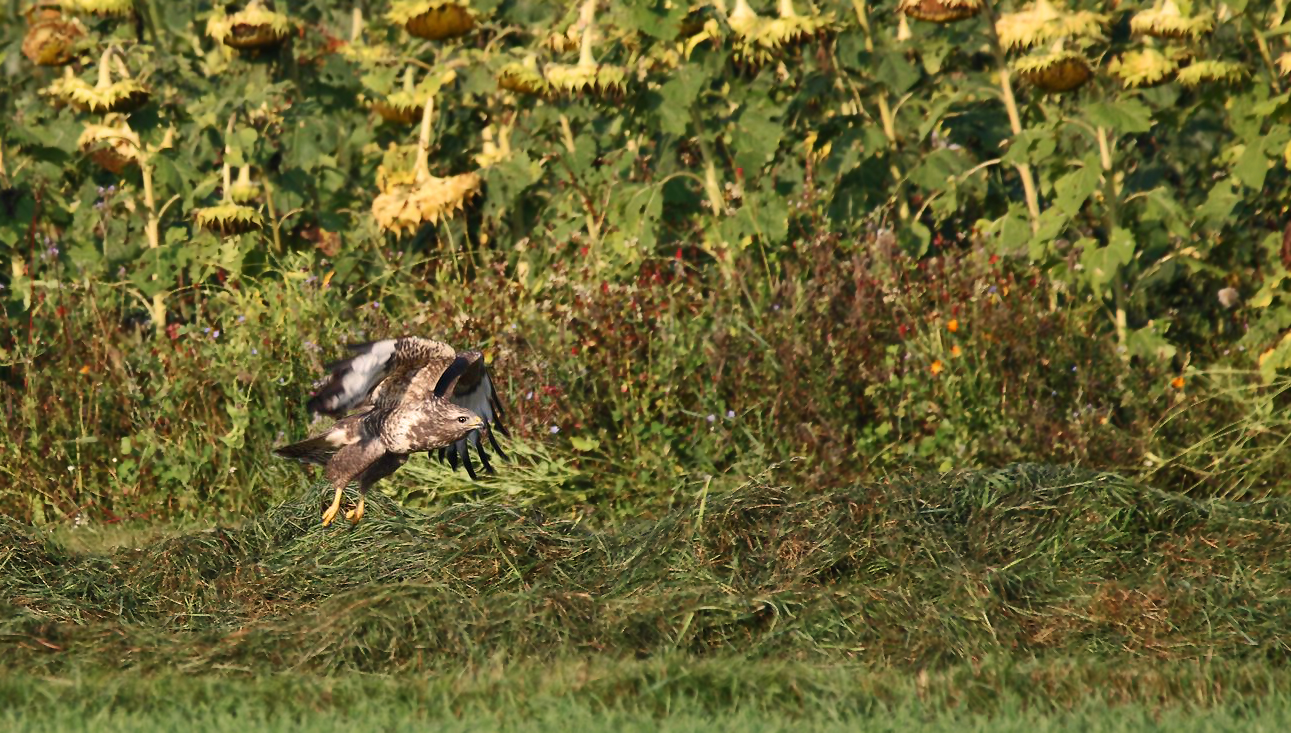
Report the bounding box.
[273,337,510,525]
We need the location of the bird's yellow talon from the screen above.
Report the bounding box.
[345,498,365,523]
[322,484,345,526]
[321,502,341,526]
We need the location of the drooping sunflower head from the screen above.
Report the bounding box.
[1175,59,1247,87]
[340,41,398,65]
[899,0,983,24]
[207,0,293,50]
[59,75,150,113]
[1130,0,1214,40]
[64,0,135,17]
[1107,47,1178,88]
[544,60,627,97]
[544,21,627,98]
[1013,45,1093,92]
[194,202,264,235]
[22,6,86,67]
[996,0,1106,52]
[729,0,835,65]
[762,0,836,47]
[497,54,551,97]
[372,172,482,236]
[77,118,140,174]
[387,0,476,41]
[368,91,423,124]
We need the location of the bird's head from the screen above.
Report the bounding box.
[443,403,487,440]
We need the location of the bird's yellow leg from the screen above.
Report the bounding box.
[321,483,345,526]
[344,496,365,523]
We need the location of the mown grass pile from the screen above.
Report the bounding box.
[4,463,1289,679]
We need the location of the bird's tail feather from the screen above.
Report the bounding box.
[273,415,365,465]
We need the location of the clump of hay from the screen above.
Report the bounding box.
[3,464,1290,674]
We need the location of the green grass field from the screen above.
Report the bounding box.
[5,667,1291,732]
[5,464,1291,731]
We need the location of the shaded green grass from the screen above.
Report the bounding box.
[4,463,1291,728]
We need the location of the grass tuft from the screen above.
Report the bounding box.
[4,463,1290,680]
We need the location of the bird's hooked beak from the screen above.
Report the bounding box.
[470,416,487,431]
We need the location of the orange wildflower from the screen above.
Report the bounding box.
[947,319,960,333]
[1171,376,1185,389]
[951,344,962,358]
[930,360,944,375]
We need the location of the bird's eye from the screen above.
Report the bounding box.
[457,416,467,423]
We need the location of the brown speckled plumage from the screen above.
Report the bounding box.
[273,336,509,524]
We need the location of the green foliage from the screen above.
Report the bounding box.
[3,1,1291,521]
[4,0,1289,345]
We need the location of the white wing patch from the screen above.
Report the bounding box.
[308,339,397,416]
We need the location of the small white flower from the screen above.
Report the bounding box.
[550,425,560,434]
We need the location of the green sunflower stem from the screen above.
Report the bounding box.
[576,0,598,67]
[1250,16,1282,94]
[221,160,233,203]
[414,90,435,182]
[96,46,116,88]
[142,0,164,44]
[558,114,601,247]
[263,175,282,255]
[980,0,1042,234]
[142,158,159,250]
[852,0,909,222]
[1097,125,1128,356]
[351,5,364,42]
[577,0,597,32]
[1097,126,1118,230]
[691,106,726,219]
[141,149,164,338]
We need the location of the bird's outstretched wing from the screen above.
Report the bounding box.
[307,337,458,418]
[433,350,511,479]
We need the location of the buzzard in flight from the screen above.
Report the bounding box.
[274,337,510,525]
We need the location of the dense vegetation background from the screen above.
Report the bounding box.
[4,0,1291,727]
[4,0,1290,525]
